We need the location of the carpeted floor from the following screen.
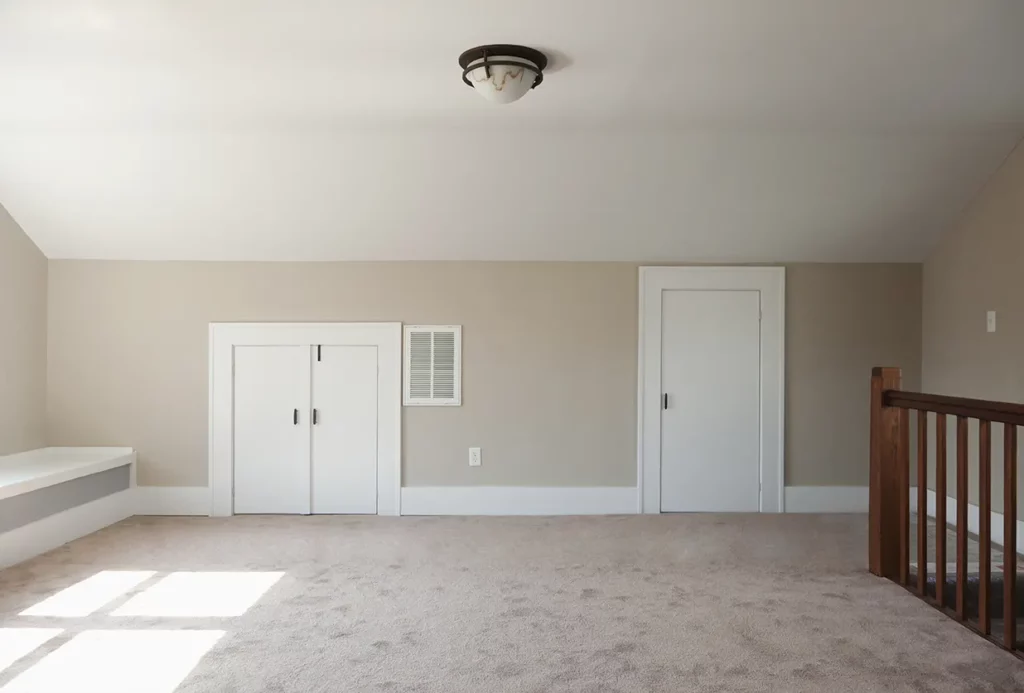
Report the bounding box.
[0,514,1022,692]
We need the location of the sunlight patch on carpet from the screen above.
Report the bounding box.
[20,571,156,618]
[0,629,62,676]
[0,630,224,693]
[112,571,285,618]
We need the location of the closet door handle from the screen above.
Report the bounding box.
[663,393,669,410]
[293,408,299,425]
[313,409,319,425]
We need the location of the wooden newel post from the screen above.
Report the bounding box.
[870,367,903,578]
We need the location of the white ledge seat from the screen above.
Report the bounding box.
[0,447,137,570]
[0,447,135,501]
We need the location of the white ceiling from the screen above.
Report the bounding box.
[1,1,1023,261]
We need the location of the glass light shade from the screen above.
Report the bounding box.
[465,56,539,104]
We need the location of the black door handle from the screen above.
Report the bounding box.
[313,409,319,425]
[293,408,299,425]
[663,393,668,410]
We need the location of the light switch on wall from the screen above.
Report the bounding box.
[987,310,997,333]
[469,447,482,467]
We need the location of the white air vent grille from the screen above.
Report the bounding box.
[404,326,462,406]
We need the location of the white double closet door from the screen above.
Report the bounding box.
[233,344,378,514]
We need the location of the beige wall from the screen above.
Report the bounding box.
[47,262,637,487]
[786,264,922,486]
[923,137,1024,515]
[47,261,922,489]
[0,204,47,455]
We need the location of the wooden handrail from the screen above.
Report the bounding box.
[884,390,1024,426]
[870,366,1021,656]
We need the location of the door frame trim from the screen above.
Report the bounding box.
[208,322,402,517]
[637,267,785,513]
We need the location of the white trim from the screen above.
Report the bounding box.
[0,447,135,501]
[0,488,136,570]
[636,274,647,515]
[783,486,868,513]
[910,487,1024,555]
[400,487,638,516]
[209,322,403,517]
[135,487,211,516]
[637,266,786,513]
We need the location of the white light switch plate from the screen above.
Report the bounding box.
[987,310,997,333]
[469,447,481,467]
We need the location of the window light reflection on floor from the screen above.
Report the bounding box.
[20,571,156,618]
[0,630,224,693]
[112,571,285,618]
[0,629,62,676]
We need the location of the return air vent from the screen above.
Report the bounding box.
[403,326,462,406]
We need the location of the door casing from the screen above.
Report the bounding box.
[637,267,785,513]
[209,322,401,517]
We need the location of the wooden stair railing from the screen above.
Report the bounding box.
[870,367,1022,654]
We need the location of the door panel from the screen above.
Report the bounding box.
[660,290,761,512]
[233,346,311,514]
[312,346,378,514]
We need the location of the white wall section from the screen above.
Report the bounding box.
[0,204,46,456]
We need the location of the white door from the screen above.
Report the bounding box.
[233,346,312,514]
[660,290,761,512]
[312,346,378,514]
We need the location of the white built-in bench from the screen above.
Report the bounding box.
[0,447,136,569]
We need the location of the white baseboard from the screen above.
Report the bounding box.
[783,486,868,513]
[401,486,872,516]
[400,486,638,516]
[134,487,210,516]
[910,486,1024,555]
[0,488,135,570]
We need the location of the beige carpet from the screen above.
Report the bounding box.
[0,514,1022,692]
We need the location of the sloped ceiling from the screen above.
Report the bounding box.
[1,0,1022,261]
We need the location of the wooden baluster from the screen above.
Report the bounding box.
[917,410,928,595]
[936,415,947,608]
[1005,425,1018,650]
[900,408,911,585]
[956,416,969,621]
[979,420,991,634]
[870,367,903,579]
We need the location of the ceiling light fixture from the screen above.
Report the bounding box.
[459,44,548,105]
